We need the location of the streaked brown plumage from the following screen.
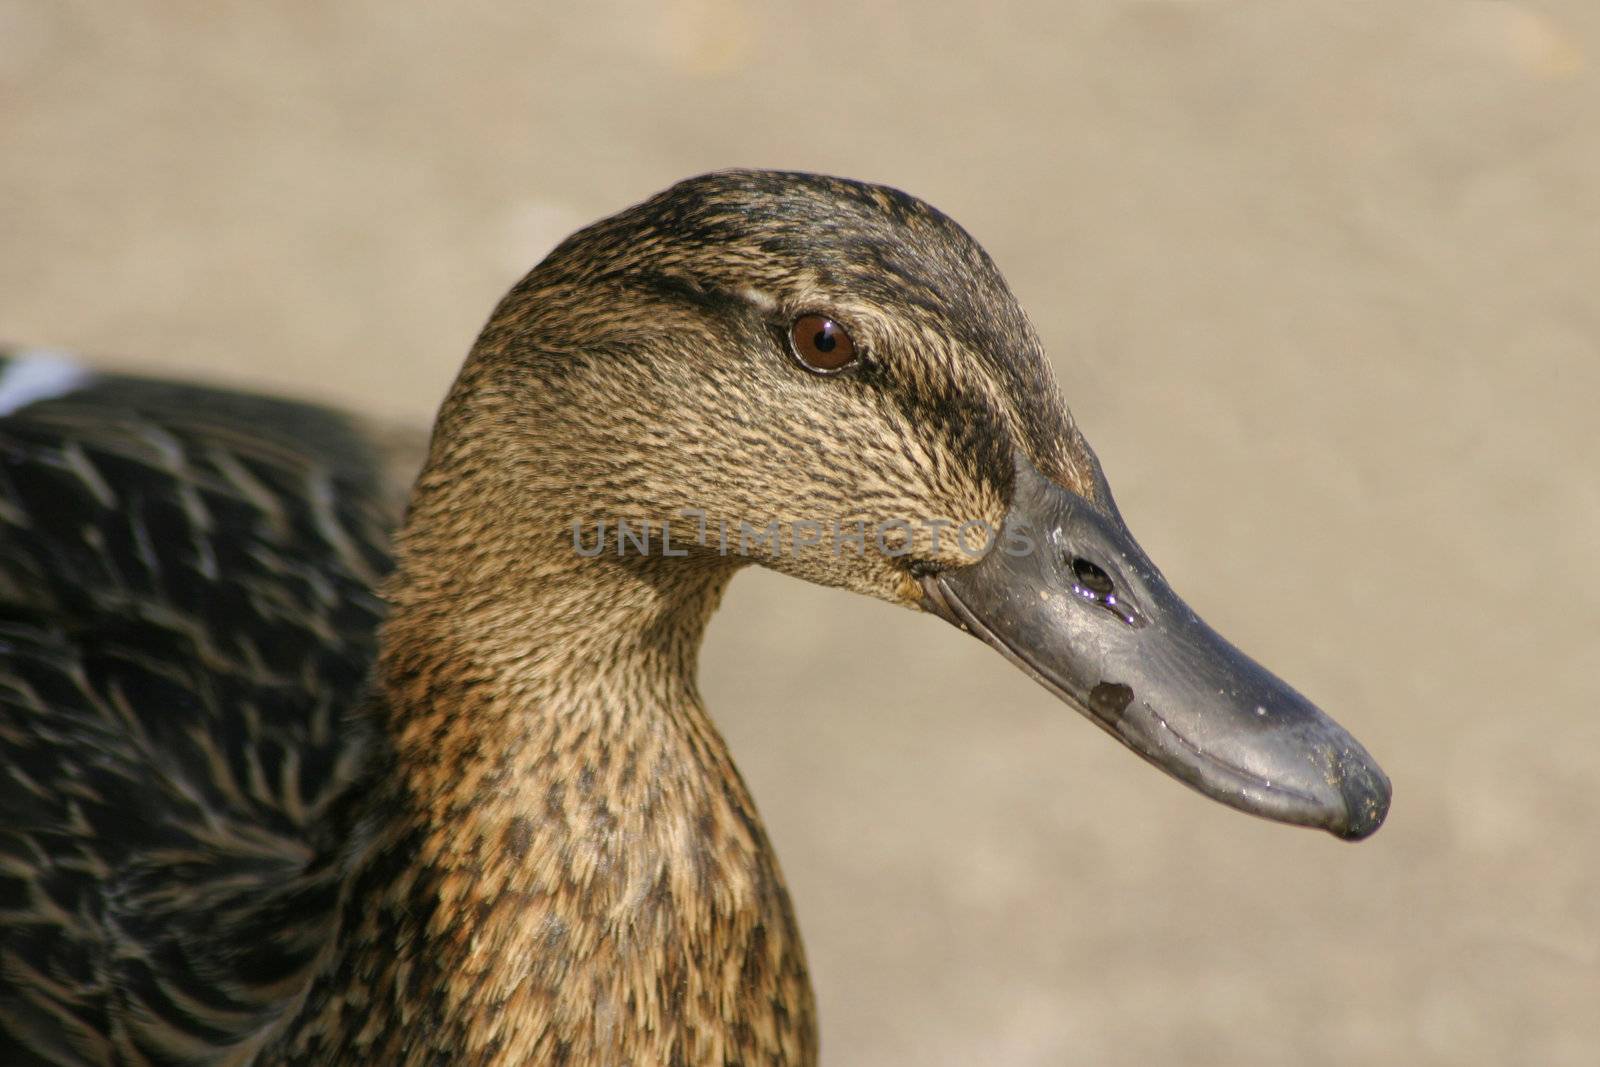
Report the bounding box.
[0,170,1380,1065]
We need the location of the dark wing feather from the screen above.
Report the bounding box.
[0,355,403,1065]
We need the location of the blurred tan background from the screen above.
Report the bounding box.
[3,2,1596,1064]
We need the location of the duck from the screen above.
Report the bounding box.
[0,170,1390,1066]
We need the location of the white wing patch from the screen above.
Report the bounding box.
[0,350,94,415]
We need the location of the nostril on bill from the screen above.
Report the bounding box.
[1068,556,1141,627]
[1070,557,1114,595]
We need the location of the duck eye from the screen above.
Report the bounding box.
[789,314,857,373]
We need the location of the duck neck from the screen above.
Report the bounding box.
[283,401,816,1065]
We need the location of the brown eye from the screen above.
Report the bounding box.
[789,314,857,373]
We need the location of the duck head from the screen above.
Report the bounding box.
[435,169,1389,839]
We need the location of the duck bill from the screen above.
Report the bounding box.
[922,457,1390,840]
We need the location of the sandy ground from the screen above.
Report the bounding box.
[2,3,1596,1064]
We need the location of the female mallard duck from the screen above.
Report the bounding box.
[0,170,1389,1065]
